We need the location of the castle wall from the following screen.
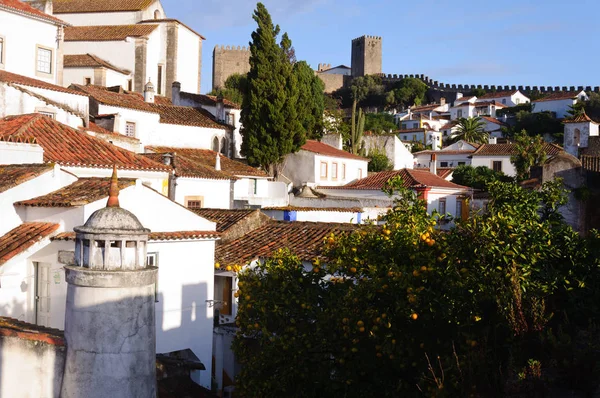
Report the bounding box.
[317,73,344,93]
[212,45,250,91]
[351,36,382,77]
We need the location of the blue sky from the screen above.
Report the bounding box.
[162,0,599,94]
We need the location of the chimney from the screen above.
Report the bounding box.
[216,94,225,122]
[171,81,181,106]
[430,153,437,175]
[488,137,497,144]
[161,153,173,166]
[456,92,463,100]
[143,79,155,103]
[215,153,221,171]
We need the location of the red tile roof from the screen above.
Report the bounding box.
[0,114,170,171]
[477,90,519,99]
[0,317,64,346]
[15,177,136,207]
[54,0,154,13]
[142,151,232,180]
[64,54,131,75]
[563,112,596,124]
[533,91,583,102]
[0,0,67,24]
[414,149,475,156]
[64,24,158,41]
[82,122,140,143]
[0,70,87,96]
[454,96,475,102]
[301,140,368,161]
[396,128,426,133]
[179,92,240,109]
[473,101,506,108]
[215,221,360,266]
[192,209,257,233]
[138,19,206,40]
[263,206,363,213]
[0,164,54,193]
[414,167,454,179]
[0,222,60,265]
[146,146,268,178]
[471,143,564,157]
[53,231,220,241]
[481,116,508,126]
[322,169,467,190]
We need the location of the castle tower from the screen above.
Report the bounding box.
[212,45,251,91]
[351,35,382,77]
[61,167,158,398]
[563,111,600,157]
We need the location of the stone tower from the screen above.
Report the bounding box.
[61,167,158,398]
[212,45,251,91]
[351,35,382,77]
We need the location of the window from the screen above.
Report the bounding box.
[574,128,581,147]
[332,162,338,179]
[185,196,204,209]
[439,198,446,214]
[125,122,136,138]
[456,199,463,219]
[320,162,328,178]
[127,79,133,91]
[440,161,448,167]
[147,253,159,302]
[212,136,220,152]
[154,9,161,19]
[457,109,463,118]
[492,161,502,172]
[157,64,163,95]
[36,46,52,75]
[84,77,91,85]
[0,36,5,67]
[403,135,407,140]
[412,122,418,128]
[342,164,346,180]
[458,161,466,166]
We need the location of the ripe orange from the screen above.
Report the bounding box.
[411,313,418,320]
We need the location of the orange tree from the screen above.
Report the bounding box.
[232,178,600,397]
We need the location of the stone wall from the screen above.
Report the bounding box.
[212,45,250,91]
[351,35,382,77]
[317,73,345,93]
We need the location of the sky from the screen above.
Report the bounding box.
[162,0,600,94]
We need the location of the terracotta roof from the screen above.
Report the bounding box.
[142,151,232,180]
[64,24,158,41]
[54,0,154,13]
[415,149,475,156]
[0,0,67,25]
[138,19,206,40]
[152,105,230,129]
[215,221,360,266]
[481,116,508,126]
[454,96,475,103]
[0,222,60,265]
[533,91,583,102]
[473,101,506,108]
[0,70,87,96]
[410,104,440,112]
[192,209,256,232]
[0,114,170,171]
[414,167,454,179]
[179,92,240,109]
[322,169,467,190]
[472,143,564,157]
[15,177,136,207]
[146,146,268,178]
[581,155,600,172]
[64,54,131,75]
[396,128,426,133]
[0,317,64,346]
[6,82,86,118]
[301,140,368,161]
[441,122,458,130]
[563,112,596,124]
[477,91,519,99]
[53,231,219,241]
[263,206,363,213]
[0,164,54,193]
[82,122,140,143]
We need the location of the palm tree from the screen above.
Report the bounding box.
[452,117,489,144]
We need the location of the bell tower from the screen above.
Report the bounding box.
[61,167,158,398]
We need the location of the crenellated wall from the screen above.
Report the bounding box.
[212,45,251,91]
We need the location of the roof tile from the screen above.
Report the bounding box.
[0,0,66,24]
[301,140,368,161]
[0,222,60,264]
[472,143,564,157]
[533,91,582,102]
[64,54,131,75]
[53,231,219,241]
[64,24,158,41]
[54,0,154,13]
[192,209,257,232]
[322,169,467,190]
[0,317,64,346]
[0,70,87,96]
[0,164,54,193]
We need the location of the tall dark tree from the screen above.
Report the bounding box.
[294,61,325,139]
[511,129,547,182]
[240,3,303,176]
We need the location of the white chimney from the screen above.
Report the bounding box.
[143,79,155,103]
[488,137,497,144]
[430,153,437,175]
[215,153,221,171]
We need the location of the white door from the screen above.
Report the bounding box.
[36,263,51,327]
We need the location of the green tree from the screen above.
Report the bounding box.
[510,129,547,182]
[364,113,397,134]
[240,3,303,176]
[503,110,563,142]
[452,117,489,144]
[367,147,392,172]
[294,61,325,139]
[389,77,428,109]
[451,164,513,190]
[208,73,247,105]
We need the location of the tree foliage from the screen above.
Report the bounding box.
[208,73,247,105]
[364,113,397,134]
[233,180,600,397]
[451,117,489,144]
[510,129,547,182]
[294,61,325,139]
[387,77,428,110]
[367,147,392,172]
[451,165,513,190]
[240,3,303,175]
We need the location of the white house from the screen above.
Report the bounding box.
[0,69,89,128]
[563,112,599,157]
[63,53,132,89]
[471,141,564,176]
[53,0,166,25]
[476,90,530,107]
[450,101,506,121]
[0,0,67,85]
[281,140,369,188]
[532,90,588,119]
[396,128,443,150]
[362,132,414,170]
[481,116,508,137]
[262,206,385,224]
[414,140,478,168]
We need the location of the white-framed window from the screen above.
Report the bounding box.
[185,196,204,209]
[84,77,91,85]
[456,199,463,219]
[342,163,346,180]
[439,198,446,214]
[125,121,136,138]
[332,162,338,179]
[320,162,328,179]
[0,36,5,67]
[492,160,502,172]
[457,109,463,118]
[147,252,159,302]
[36,46,52,75]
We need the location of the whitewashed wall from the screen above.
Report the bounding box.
[149,123,228,150]
[313,154,368,187]
[233,178,288,208]
[55,0,165,26]
[60,166,168,193]
[533,98,577,119]
[363,135,414,170]
[174,177,232,209]
[0,141,44,165]
[63,40,136,77]
[176,26,201,94]
[471,155,515,176]
[97,104,160,145]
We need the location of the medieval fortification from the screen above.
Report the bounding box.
[213,35,599,100]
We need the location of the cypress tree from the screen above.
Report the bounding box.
[240,3,303,176]
[294,61,325,140]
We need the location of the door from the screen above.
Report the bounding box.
[35,263,51,327]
